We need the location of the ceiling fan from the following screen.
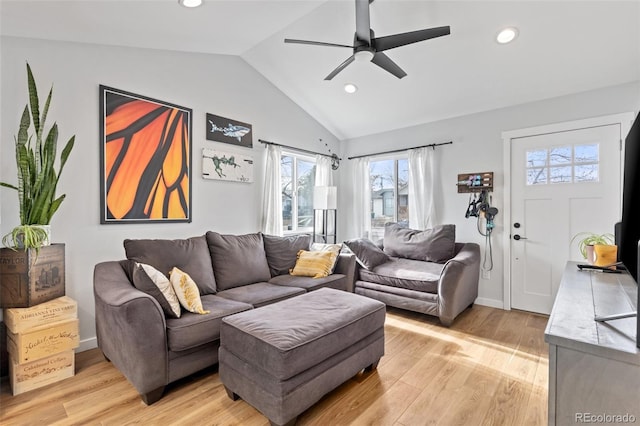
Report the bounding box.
[284,0,450,80]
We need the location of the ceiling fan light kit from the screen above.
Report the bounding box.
[354,50,374,62]
[285,0,450,80]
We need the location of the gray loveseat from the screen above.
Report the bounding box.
[347,223,480,326]
[93,231,355,404]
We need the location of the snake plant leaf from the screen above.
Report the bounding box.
[26,63,40,137]
[59,135,74,171]
[17,105,30,144]
[48,194,66,222]
[0,182,18,190]
[39,87,53,142]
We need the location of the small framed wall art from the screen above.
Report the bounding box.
[202,148,254,183]
[99,85,192,223]
[206,113,253,148]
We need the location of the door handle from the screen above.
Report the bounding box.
[513,234,528,240]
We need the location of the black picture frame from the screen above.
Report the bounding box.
[205,113,253,148]
[99,85,192,224]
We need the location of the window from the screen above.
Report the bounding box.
[526,144,599,185]
[369,158,409,240]
[281,152,316,233]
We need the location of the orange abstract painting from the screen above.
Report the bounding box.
[100,86,192,223]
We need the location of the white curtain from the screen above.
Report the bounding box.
[314,155,334,237]
[315,154,333,186]
[408,147,437,229]
[352,157,372,239]
[262,144,283,236]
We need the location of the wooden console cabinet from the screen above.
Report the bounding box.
[545,262,639,425]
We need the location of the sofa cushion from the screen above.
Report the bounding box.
[290,250,338,278]
[206,231,272,291]
[358,257,444,294]
[216,283,305,308]
[263,233,311,277]
[383,223,456,263]
[169,267,209,315]
[124,260,181,318]
[269,273,347,292]
[343,238,391,270]
[124,235,217,295]
[165,295,252,352]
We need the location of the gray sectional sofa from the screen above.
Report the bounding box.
[93,231,355,404]
[347,223,481,326]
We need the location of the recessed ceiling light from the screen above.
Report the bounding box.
[496,27,518,44]
[179,0,203,8]
[344,83,358,94]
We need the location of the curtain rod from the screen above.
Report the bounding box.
[347,141,453,160]
[259,139,342,160]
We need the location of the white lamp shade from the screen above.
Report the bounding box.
[314,186,337,210]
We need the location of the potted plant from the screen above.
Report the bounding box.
[0,63,75,250]
[570,231,615,264]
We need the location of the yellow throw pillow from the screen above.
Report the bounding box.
[169,267,210,314]
[290,250,338,278]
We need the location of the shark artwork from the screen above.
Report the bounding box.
[205,113,253,147]
[208,121,250,142]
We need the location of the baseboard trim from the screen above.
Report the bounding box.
[77,337,98,353]
[474,297,505,310]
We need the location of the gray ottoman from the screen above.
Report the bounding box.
[219,287,386,426]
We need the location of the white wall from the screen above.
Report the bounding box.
[0,36,340,349]
[339,81,640,307]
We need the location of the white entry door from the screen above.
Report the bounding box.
[508,121,623,314]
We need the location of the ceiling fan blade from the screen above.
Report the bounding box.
[371,52,407,79]
[355,0,371,44]
[325,55,356,81]
[284,39,353,49]
[374,26,450,52]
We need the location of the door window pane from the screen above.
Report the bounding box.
[575,144,598,163]
[549,166,572,183]
[527,167,547,185]
[575,164,599,182]
[527,150,547,167]
[549,146,571,165]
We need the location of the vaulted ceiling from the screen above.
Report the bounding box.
[2,0,639,140]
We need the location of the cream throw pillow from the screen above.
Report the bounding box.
[290,250,338,278]
[169,267,210,314]
[310,242,342,273]
[139,263,181,318]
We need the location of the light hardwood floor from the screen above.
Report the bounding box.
[0,305,549,426]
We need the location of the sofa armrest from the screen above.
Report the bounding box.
[334,252,356,292]
[93,261,169,396]
[437,243,481,326]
